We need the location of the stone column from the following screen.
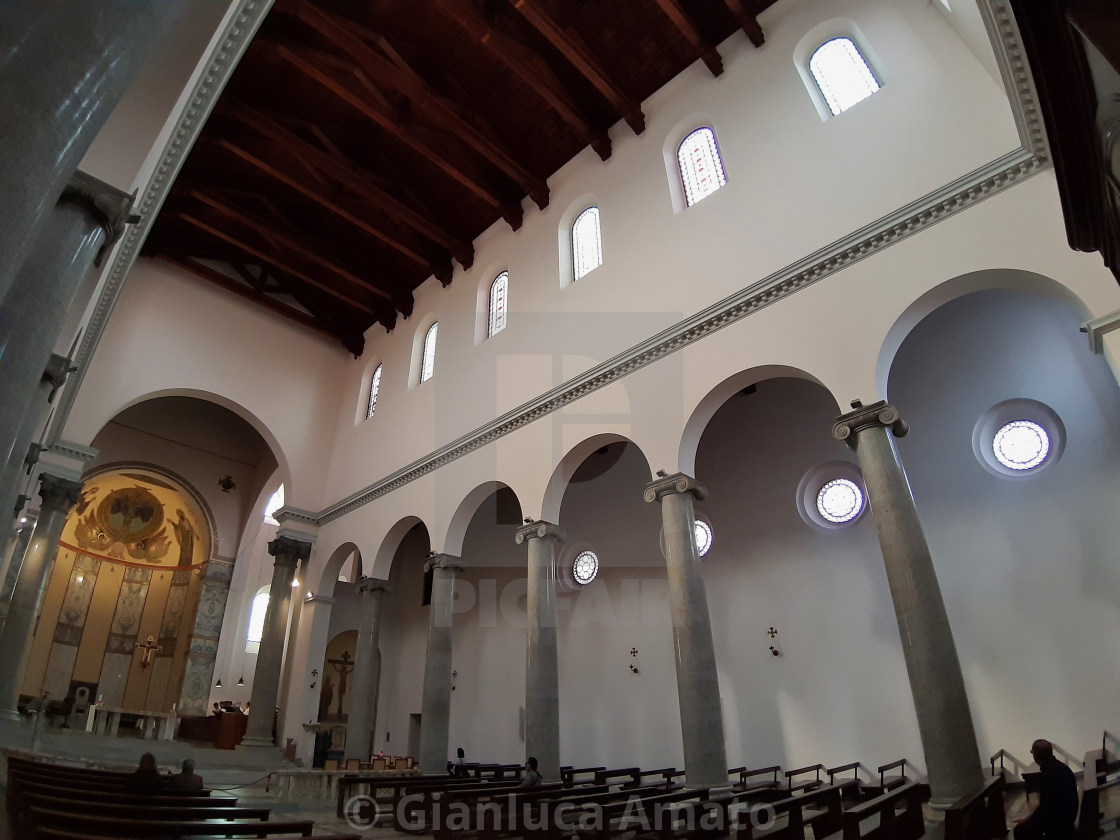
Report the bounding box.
[0,473,82,719]
[418,555,462,773]
[243,536,310,746]
[346,577,389,762]
[644,474,728,787]
[0,513,38,638]
[833,400,982,805]
[514,521,565,782]
[0,173,136,534]
[0,0,183,299]
[0,354,72,538]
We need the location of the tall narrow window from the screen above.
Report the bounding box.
[264,485,284,525]
[245,586,270,653]
[678,128,727,207]
[809,37,880,116]
[420,322,438,383]
[366,364,383,419]
[488,272,508,338]
[572,207,603,281]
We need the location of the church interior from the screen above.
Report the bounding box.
[2,0,1120,837]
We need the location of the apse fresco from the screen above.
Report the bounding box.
[61,473,207,569]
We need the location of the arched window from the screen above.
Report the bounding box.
[677,128,727,207]
[572,207,602,281]
[245,586,270,653]
[488,273,508,338]
[264,485,284,525]
[366,364,382,419]
[420,322,438,383]
[809,37,880,116]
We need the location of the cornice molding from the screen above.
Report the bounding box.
[50,0,274,446]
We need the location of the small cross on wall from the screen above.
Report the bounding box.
[135,635,162,668]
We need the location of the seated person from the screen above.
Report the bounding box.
[518,757,542,788]
[168,757,204,791]
[448,746,469,777]
[211,702,222,718]
[128,752,165,791]
[1014,739,1079,840]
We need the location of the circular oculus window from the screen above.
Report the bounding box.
[796,461,867,532]
[992,420,1050,471]
[572,550,599,585]
[972,399,1064,479]
[816,478,865,524]
[694,520,713,557]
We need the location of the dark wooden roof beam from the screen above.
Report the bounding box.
[654,0,724,76]
[721,0,765,47]
[291,5,552,210]
[274,42,524,228]
[508,0,646,135]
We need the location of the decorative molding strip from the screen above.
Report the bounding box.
[49,440,98,465]
[315,0,1047,525]
[50,0,274,446]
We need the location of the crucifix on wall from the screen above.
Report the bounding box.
[135,635,162,668]
[328,650,354,719]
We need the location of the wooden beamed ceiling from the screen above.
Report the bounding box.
[145,0,777,355]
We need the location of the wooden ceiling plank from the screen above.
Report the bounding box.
[653,0,724,76]
[231,261,264,290]
[217,137,451,274]
[721,0,765,46]
[232,106,474,269]
[176,210,378,315]
[509,0,646,136]
[275,42,521,224]
[295,2,551,209]
[160,255,356,347]
[186,188,396,303]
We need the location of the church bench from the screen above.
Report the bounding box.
[402,781,568,833]
[335,771,479,816]
[563,766,607,787]
[8,780,232,809]
[18,792,270,823]
[786,764,826,794]
[862,761,909,799]
[594,767,641,788]
[26,807,315,838]
[1075,748,1120,840]
[574,786,711,840]
[835,781,927,840]
[732,766,783,798]
[736,783,845,840]
[943,775,1006,840]
[8,767,211,796]
[432,784,598,840]
[34,832,360,840]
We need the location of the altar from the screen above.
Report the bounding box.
[85,706,177,741]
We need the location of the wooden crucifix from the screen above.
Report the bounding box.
[328,650,354,718]
[135,635,162,668]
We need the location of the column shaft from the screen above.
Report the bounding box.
[835,402,982,805]
[523,530,561,782]
[345,579,388,762]
[244,537,309,745]
[645,475,728,787]
[0,474,82,719]
[418,557,460,773]
[0,514,38,638]
[0,0,183,298]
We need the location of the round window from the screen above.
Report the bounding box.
[973,399,1063,478]
[572,550,599,585]
[816,478,864,524]
[694,520,713,557]
[992,420,1050,471]
[796,462,867,532]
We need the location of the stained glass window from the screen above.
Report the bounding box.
[809,38,880,116]
[573,550,599,585]
[488,272,508,338]
[572,207,603,281]
[816,478,864,524]
[421,322,438,383]
[366,364,382,419]
[993,420,1050,471]
[264,485,284,525]
[678,127,727,207]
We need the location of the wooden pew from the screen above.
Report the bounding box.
[944,776,1006,840]
[35,832,359,840]
[827,763,865,800]
[733,766,782,797]
[335,772,473,818]
[19,792,269,822]
[737,784,845,840]
[1076,748,1120,840]
[786,764,826,794]
[840,781,927,840]
[27,807,315,838]
[594,767,641,788]
[863,760,909,798]
[578,786,711,840]
[563,766,606,787]
[9,780,234,809]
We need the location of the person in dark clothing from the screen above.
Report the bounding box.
[519,757,542,788]
[128,752,165,791]
[168,758,204,791]
[1015,739,1080,840]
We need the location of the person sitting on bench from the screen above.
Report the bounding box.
[1015,739,1078,840]
[128,752,166,791]
[168,757,204,791]
[519,757,542,788]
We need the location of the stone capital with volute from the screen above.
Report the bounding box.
[355,576,390,595]
[37,473,83,513]
[514,520,565,545]
[643,472,707,504]
[423,554,463,575]
[267,535,311,567]
[833,400,909,448]
[60,170,138,266]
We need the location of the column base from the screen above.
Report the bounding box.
[239,736,279,748]
[0,707,23,722]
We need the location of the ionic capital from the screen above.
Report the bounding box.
[355,577,391,595]
[514,520,566,546]
[833,400,909,449]
[643,472,707,504]
[424,553,463,575]
[42,353,74,403]
[268,535,312,567]
[37,473,84,515]
[61,170,138,266]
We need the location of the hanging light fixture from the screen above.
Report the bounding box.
[215,677,223,688]
[237,675,245,687]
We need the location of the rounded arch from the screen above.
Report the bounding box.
[662,113,725,214]
[876,269,1093,399]
[370,515,430,580]
[98,388,291,497]
[679,365,832,477]
[540,432,653,524]
[441,481,524,558]
[316,541,364,596]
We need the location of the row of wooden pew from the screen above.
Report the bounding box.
[5,754,359,839]
[335,757,927,840]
